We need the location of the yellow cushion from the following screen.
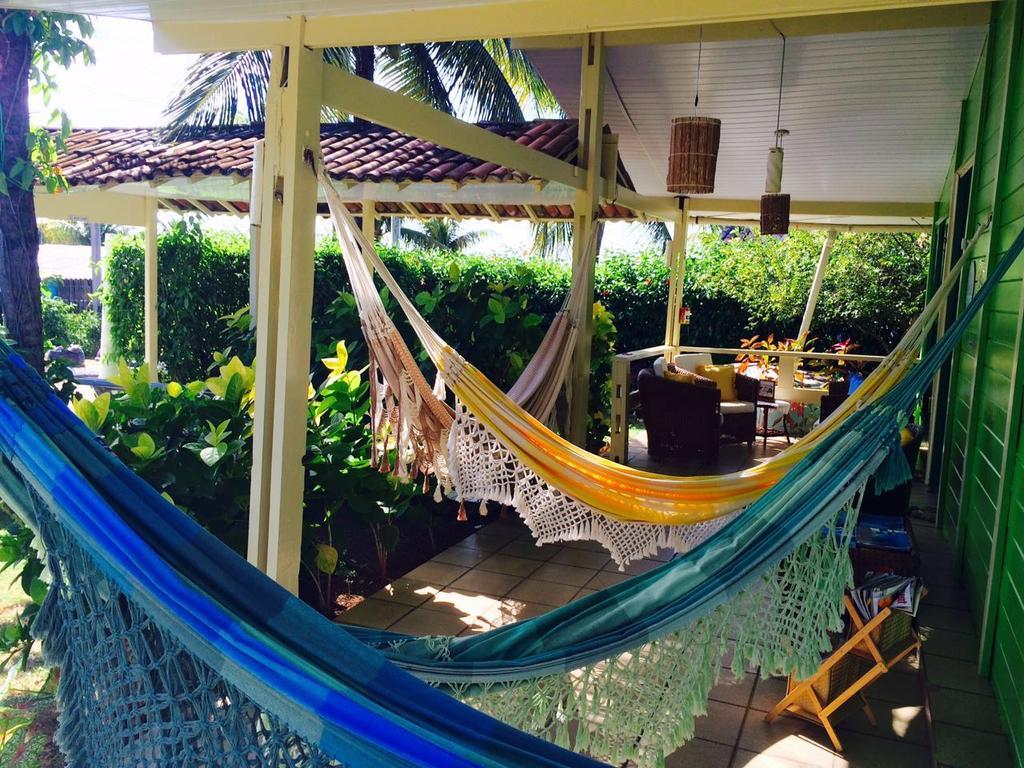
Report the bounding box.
[663,364,696,385]
[695,364,737,401]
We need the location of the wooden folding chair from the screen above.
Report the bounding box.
[764,594,921,752]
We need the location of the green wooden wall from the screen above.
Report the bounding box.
[934,0,1024,762]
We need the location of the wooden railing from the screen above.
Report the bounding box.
[608,344,887,465]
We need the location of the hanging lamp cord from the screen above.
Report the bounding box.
[694,26,703,116]
[774,27,787,147]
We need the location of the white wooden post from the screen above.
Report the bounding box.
[248,139,265,325]
[247,21,324,592]
[798,229,837,343]
[566,32,605,447]
[663,201,690,355]
[143,196,159,381]
[361,199,376,245]
[89,223,101,313]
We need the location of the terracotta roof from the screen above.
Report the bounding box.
[55,120,632,188]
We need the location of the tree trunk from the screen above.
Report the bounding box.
[0,19,43,372]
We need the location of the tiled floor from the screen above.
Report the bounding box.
[339,441,1015,767]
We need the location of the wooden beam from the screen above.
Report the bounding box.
[34,188,150,226]
[690,217,929,233]
[143,197,159,382]
[514,2,990,48]
[247,22,324,594]
[686,198,933,218]
[567,32,606,447]
[321,66,581,191]
[314,0,989,49]
[153,18,290,54]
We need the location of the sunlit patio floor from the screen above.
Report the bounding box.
[340,436,1013,767]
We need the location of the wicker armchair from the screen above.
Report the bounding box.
[638,368,721,461]
[637,361,759,462]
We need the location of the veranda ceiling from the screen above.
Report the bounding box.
[525,23,986,224]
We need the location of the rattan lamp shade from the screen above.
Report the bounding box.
[761,193,791,235]
[666,116,721,194]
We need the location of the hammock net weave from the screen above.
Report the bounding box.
[0,204,1014,767]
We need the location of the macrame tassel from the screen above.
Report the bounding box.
[874,429,912,494]
[456,501,468,522]
[480,500,490,517]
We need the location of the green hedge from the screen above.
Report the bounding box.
[106,222,928,382]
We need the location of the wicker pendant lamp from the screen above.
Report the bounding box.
[667,29,721,195]
[761,33,791,235]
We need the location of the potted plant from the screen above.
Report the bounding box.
[736,333,815,379]
[826,338,862,395]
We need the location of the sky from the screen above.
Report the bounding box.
[32,18,646,257]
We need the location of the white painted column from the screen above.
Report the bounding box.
[663,202,690,354]
[248,139,265,325]
[798,229,837,343]
[143,196,159,381]
[89,223,101,313]
[361,199,376,245]
[247,20,324,593]
[566,32,606,447]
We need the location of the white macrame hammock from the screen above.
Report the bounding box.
[318,160,969,566]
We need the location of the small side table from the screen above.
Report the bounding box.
[756,400,791,447]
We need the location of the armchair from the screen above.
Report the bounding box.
[673,353,758,446]
[638,368,721,461]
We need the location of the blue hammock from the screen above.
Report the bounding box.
[0,224,1018,767]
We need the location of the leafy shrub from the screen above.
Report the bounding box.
[40,292,100,356]
[68,339,430,614]
[105,219,250,379]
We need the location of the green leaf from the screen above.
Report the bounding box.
[199,443,228,467]
[29,577,48,605]
[522,312,542,327]
[314,543,339,575]
[127,432,157,460]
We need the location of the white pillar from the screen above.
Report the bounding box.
[249,139,265,325]
[362,199,376,245]
[247,20,324,593]
[663,202,690,354]
[798,229,837,343]
[89,223,101,314]
[566,32,605,447]
[143,196,159,381]
[98,241,118,378]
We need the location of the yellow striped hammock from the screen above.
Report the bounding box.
[316,158,971,566]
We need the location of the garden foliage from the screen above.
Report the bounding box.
[107,224,928,382]
[40,291,99,356]
[68,338,434,614]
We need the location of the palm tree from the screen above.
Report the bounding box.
[400,218,483,251]
[164,40,560,135]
